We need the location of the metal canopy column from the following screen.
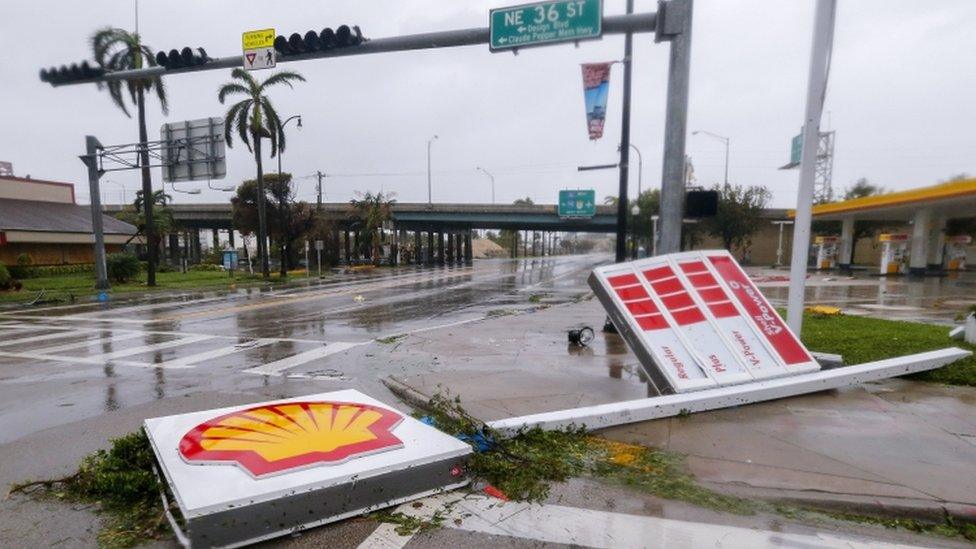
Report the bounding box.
[839,216,854,269]
[927,215,947,271]
[909,208,932,275]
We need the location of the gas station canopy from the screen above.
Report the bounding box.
[807,178,976,221]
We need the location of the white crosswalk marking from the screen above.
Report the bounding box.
[242,342,363,376]
[86,335,213,360]
[33,332,146,354]
[0,328,95,348]
[137,339,276,370]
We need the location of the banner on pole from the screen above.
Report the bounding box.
[581,62,612,140]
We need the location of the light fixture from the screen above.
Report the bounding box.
[568,326,595,346]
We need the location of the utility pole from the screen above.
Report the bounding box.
[81,136,109,291]
[787,0,837,333]
[615,0,635,263]
[316,171,324,211]
[657,0,694,255]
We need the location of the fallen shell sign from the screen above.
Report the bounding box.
[180,401,404,477]
[589,250,819,394]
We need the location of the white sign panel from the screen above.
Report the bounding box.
[244,47,276,70]
[590,250,819,394]
[160,117,226,183]
[145,389,471,547]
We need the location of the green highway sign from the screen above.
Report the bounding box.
[558,189,596,218]
[489,0,603,52]
[790,133,803,165]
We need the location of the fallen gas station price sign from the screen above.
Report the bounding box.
[590,250,819,394]
[487,250,971,434]
[145,390,471,548]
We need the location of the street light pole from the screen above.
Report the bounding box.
[103,179,126,207]
[427,135,438,206]
[630,144,643,196]
[692,130,730,185]
[476,166,495,204]
[277,115,303,175]
[614,0,635,264]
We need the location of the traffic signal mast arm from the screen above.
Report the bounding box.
[39,13,656,87]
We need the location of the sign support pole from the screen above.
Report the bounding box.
[615,0,635,263]
[786,0,836,334]
[657,0,694,255]
[81,135,110,291]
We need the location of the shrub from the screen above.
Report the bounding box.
[188,263,223,272]
[0,262,11,289]
[8,254,36,279]
[106,253,141,283]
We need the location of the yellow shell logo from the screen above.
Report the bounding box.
[179,401,404,477]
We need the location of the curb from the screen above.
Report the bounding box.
[699,481,976,527]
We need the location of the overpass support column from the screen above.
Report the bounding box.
[343,231,351,264]
[191,229,202,263]
[212,228,220,251]
[168,233,179,264]
[465,231,473,263]
[446,233,454,263]
[414,232,422,265]
[927,216,947,271]
[390,225,398,267]
[426,231,434,265]
[437,232,445,265]
[839,217,854,270]
[456,232,463,262]
[228,229,235,249]
[909,208,932,276]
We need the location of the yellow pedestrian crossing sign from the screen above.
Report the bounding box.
[243,28,276,71]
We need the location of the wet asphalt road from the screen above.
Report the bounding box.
[0,255,606,444]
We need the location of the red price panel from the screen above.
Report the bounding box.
[638,260,753,386]
[602,268,715,393]
[671,256,789,379]
[702,251,818,372]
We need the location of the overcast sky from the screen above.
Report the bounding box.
[1,0,974,209]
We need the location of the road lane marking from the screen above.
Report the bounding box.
[0,314,154,325]
[395,494,921,548]
[0,335,213,368]
[137,339,276,369]
[242,342,363,376]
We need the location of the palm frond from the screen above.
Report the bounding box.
[222,99,249,149]
[236,100,254,152]
[258,71,306,93]
[261,97,283,157]
[217,83,250,104]
[230,68,260,95]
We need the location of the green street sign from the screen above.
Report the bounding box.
[558,189,596,218]
[790,133,803,165]
[489,0,603,52]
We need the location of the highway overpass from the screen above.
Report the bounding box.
[103,202,619,233]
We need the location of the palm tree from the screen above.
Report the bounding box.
[218,68,306,280]
[348,192,396,262]
[91,27,168,286]
[120,190,174,257]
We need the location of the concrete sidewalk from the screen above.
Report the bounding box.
[385,298,976,523]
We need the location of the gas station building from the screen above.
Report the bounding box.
[807,178,976,274]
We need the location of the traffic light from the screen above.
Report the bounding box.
[39,61,104,84]
[274,25,364,56]
[155,47,210,69]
